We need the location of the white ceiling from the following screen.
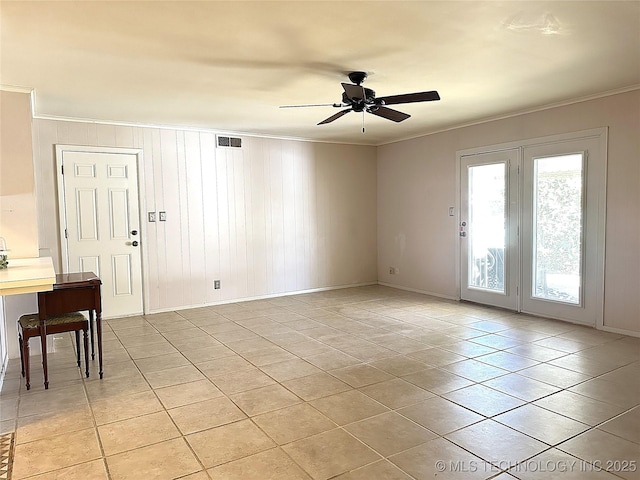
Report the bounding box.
[1,1,639,145]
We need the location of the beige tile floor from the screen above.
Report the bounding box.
[1,285,639,479]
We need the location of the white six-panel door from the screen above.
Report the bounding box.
[57,146,144,318]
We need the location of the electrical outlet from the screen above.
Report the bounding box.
[148,212,157,222]
[214,280,221,289]
[390,267,399,275]
[159,211,167,221]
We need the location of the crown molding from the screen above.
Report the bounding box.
[0,85,33,94]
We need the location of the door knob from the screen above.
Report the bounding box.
[131,230,138,236]
[132,241,139,247]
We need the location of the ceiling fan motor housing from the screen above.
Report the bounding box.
[342,87,377,111]
[347,71,368,85]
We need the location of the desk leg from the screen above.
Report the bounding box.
[96,311,103,379]
[89,311,95,360]
[40,323,49,389]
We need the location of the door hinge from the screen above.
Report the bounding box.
[64,228,68,239]
[61,165,64,175]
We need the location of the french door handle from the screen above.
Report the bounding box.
[460,221,467,237]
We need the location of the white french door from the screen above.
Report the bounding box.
[460,149,519,310]
[459,130,606,326]
[520,137,605,324]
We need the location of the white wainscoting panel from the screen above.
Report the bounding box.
[32,119,377,313]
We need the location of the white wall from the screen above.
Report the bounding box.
[0,297,6,382]
[3,293,38,360]
[377,90,640,334]
[0,90,38,258]
[32,120,378,313]
[19,90,640,339]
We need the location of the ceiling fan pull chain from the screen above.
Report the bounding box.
[362,110,366,133]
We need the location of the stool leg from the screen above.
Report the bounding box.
[83,328,89,378]
[75,331,81,368]
[19,333,25,377]
[24,336,31,391]
[40,324,49,390]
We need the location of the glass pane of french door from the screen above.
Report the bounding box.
[532,154,584,304]
[468,163,506,293]
[460,149,519,311]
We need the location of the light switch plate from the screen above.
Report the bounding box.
[148,212,157,222]
[159,211,167,221]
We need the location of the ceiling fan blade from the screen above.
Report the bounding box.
[341,83,366,101]
[280,103,342,108]
[377,90,440,105]
[318,109,352,125]
[368,106,410,123]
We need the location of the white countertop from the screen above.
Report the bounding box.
[0,257,56,296]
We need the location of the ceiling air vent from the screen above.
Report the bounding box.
[217,135,242,148]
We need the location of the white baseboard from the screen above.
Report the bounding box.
[377,281,458,301]
[599,324,640,338]
[145,281,379,315]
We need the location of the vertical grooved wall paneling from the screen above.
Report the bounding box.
[159,129,183,308]
[141,128,159,309]
[32,119,377,313]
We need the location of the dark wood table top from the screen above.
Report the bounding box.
[54,272,101,288]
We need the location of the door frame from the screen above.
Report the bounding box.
[455,127,608,328]
[55,144,148,317]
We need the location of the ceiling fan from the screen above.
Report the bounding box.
[280,71,440,129]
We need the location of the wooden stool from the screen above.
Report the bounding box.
[18,312,89,390]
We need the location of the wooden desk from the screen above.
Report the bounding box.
[38,273,103,388]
